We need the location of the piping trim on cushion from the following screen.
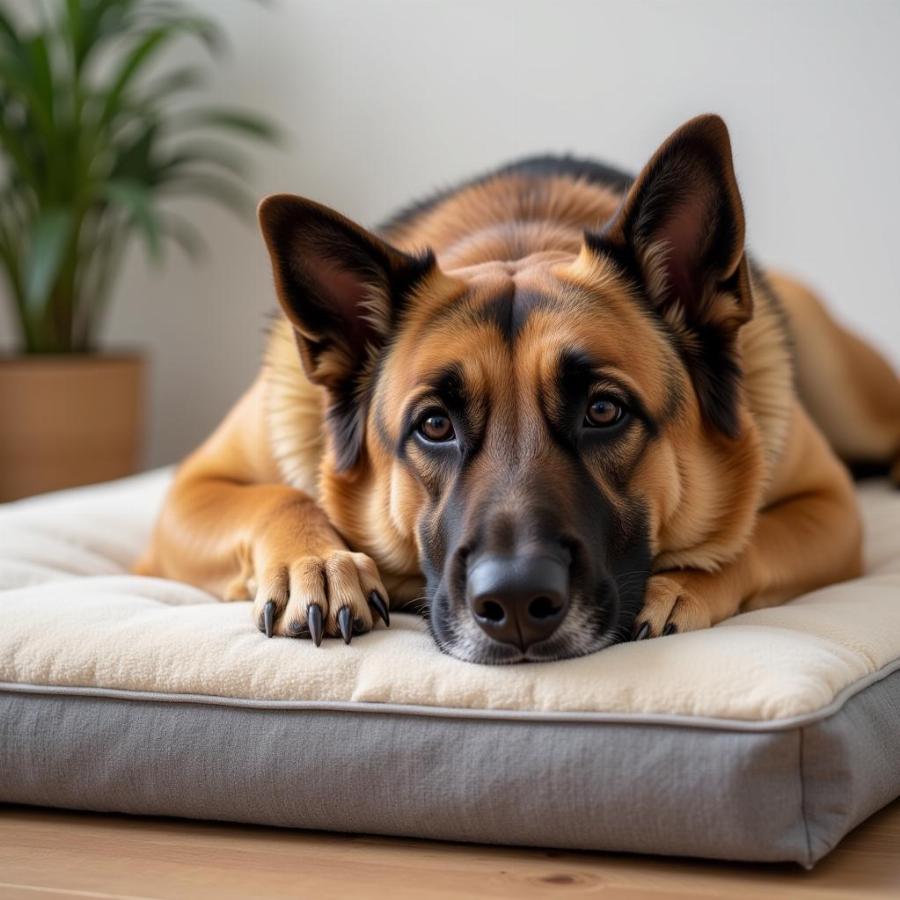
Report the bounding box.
[2,656,900,733]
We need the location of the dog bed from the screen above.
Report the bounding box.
[1,470,899,867]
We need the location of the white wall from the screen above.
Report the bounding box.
[3,0,899,467]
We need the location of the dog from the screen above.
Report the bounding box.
[136,114,900,664]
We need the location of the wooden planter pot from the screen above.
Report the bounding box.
[0,354,145,501]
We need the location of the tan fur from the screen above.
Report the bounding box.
[138,116,900,646]
[771,271,900,465]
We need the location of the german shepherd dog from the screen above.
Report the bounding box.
[137,115,900,664]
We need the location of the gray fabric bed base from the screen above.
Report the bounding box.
[3,671,900,868]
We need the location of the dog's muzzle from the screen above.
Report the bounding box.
[466,551,570,651]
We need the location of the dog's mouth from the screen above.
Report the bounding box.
[426,582,634,665]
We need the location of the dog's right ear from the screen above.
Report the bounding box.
[258,194,436,391]
[585,115,752,438]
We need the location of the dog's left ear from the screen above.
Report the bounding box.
[587,114,753,437]
[258,194,436,470]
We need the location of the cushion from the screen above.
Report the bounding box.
[1,470,899,867]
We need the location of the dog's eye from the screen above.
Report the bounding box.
[584,395,625,428]
[417,411,455,443]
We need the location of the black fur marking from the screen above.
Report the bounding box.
[327,379,368,474]
[474,288,555,344]
[748,258,794,385]
[497,155,635,192]
[476,287,515,342]
[583,231,642,286]
[534,351,658,496]
[379,154,634,237]
[682,320,744,439]
[556,350,658,438]
[373,391,393,454]
[389,248,437,326]
[398,364,468,449]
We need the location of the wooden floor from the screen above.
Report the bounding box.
[1,801,899,899]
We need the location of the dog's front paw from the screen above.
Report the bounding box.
[251,549,390,644]
[632,572,715,640]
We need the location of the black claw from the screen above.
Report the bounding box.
[369,591,390,627]
[634,621,651,641]
[263,600,276,638]
[352,616,366,635]
[307,603,324,647]
[337,606,353,644]
[663,622,678,636]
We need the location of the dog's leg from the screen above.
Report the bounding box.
[769,270,900,483]
[136,379,389,642]
[635,405,862,637]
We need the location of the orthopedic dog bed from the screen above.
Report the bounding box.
[1,471,899,866]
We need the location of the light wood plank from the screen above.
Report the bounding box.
[1,801,898,899]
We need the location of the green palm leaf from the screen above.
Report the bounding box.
[98,26,179,127]
[138,65,206,107]
[25,34,55,129]
[0,8,20,48]
[161,140,250,180]
[104,178,160,259]
[159,211,206,260]
[174,107,283,144]
[160,171,255,217]
[24,208,73,314]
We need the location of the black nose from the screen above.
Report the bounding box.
[466,553,570,650]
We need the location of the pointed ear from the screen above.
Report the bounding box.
[258,194,436,469]
[587,114,753,437]
[258,194,436,389]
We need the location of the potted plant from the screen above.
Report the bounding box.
[0,0,278,500]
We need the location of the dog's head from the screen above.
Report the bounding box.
[259,115,765,663]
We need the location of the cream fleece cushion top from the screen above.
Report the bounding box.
[1,470,899,722]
